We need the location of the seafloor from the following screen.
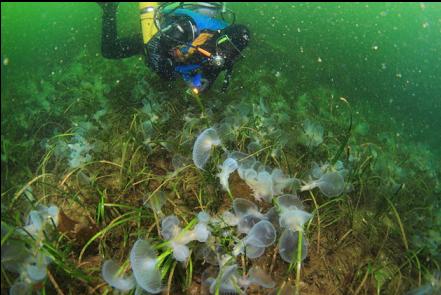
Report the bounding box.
[1,46,440,294]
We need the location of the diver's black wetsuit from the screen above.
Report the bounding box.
[101,4,177,80]
[100,5,143,59]
[100,4,249,91]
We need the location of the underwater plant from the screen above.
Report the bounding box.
[20,205,59,238]
[130,239,163,294]
[405,271,441,295]
[244,170,275,202]
[3,26,439,294]
[144,191,167,216]
[2,205,60,294]
[310,161,346,179]
[160,214,211,262]
[217,157,239,193]
[101,259,135,291]
[232,220,276,259]
[244,167,294,202]
[279,206,312,232]
[67,134,94,168]
[233,198,276,234]
[101,239,165,294]
[192,127,221,169]
[301,171,345,197]
[275,194,312,263]
[160,215,181,241]
[228,152,294,202]
[231,151,257,179]
[222,198,277,234]
[279,230,309,264]
[204,264,275,294]
[299,119,324,148]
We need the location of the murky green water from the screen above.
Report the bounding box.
[2,3,440,146]
[1,2,440,294]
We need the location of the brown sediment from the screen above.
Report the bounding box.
[58,209,98,245]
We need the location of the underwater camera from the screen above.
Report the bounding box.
[209,54,225,67]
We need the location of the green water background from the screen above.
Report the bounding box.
[2,2,441,148]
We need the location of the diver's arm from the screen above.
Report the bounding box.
[198,63,233,93]
[100,3,143,59]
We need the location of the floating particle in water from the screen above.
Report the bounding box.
[3,57,9,66]
[372,45,379,51]
[317,57,322,63]
[422,22,429,29]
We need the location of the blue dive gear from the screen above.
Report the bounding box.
[168,8,227,93]
[175,64,208,93]
[171,9,228,33]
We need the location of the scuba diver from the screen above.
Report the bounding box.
[98,2,250,94]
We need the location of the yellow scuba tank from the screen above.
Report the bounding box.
[139,2,159,44]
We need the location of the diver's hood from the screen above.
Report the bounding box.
[222,24,250,52]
